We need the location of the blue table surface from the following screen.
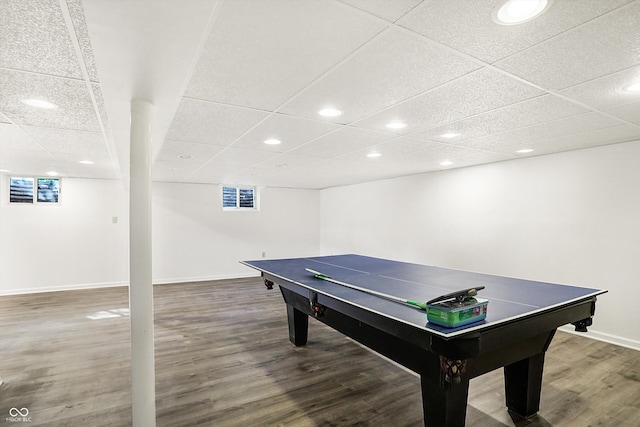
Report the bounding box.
[242,254,606,337]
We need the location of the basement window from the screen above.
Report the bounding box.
[8,177,61,204]
[222,185,258,210]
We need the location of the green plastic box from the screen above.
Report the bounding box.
[426,298,488,328]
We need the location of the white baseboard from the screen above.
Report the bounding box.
[558,325,640,351]
[0,281,128,296]
[0,273,263,296]
[152,272,260,285]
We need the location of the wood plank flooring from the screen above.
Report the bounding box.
[0,278,638,426]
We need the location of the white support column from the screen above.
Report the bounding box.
[129,99,156,426]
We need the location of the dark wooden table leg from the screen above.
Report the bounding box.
[286,303,308,346]
[420,375,470,427]
[504,352,546,417]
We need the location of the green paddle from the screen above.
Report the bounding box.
[305,268,427,310]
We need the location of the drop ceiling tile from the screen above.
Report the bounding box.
[21,126,109,157]
[494,2,640,90]
[324,143,489,180]
[152,160,201,183]
[0,0,82,78]
[50,151,115,167]
[0,69,100,131]
[0,123,44,151]
[203,147,277,169]
[185,0,386,110]
[338,0,423,22]
[166,98,270,146]
[606,101,640,126]
[458,112,630,151]
[559,66,640,111]
[254,153,326,171]
[398,0,634,64]
[2,152,118,180]
[90,83,110,134]
[232,114,340,153]
[279,28,481,124]
[288,126,394,159]
[495,124,640,156]
[156,140,225,163]
[356,136,432,159]
[65,0,100,82]
[412,94,589,142]
[0,151,57,175]
[185,153,271,185]
[352,67,545,133]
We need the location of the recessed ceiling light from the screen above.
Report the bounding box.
[623,82,640,92]
[79,160,94,165]
[264,139,282,145]
[385,122,407,129]
[516,148,534,154]
[22,99,59,109]
[0,169,9,173]
[46,171,59,176]
[440,160,453,166]
[367,152,382,158]
[275,163,288,168]
[493,0,553,25]
[440,133,461,139]
[177,154,192,159]
[318,108,342,117]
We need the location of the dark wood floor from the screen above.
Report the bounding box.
[0,278,638,426]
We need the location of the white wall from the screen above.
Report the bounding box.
[152,182,321,282]
[0,178,321,294]
[0,178,129,294]
[2,143,637,349]
[320,141,640,350]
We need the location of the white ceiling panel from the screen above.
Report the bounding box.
[363,136,431,158]
[165,98,270,146]
[494,1,640,90]
[288,126,395,159]
[232,114,340,153]
[253,153,327,172]
[22,126,109,157]
[156,140,225,164]
[606,101,640,126]
[152,160,200,183]
[559,65,640,111]
[64,0,100,82]
[494,124,640,156]
[412,94,590,143]
[338,0,423,22]
[185,0,386,110]
[458,112,629,151]
[2,0,640,189]
[0,69,101,131]
[0,0,82,78]
[1,150,58,174]
[0,123,44,152]
[279,28,481,123]
[192,147,277,173]
[352,68,545,133]
[398,0,634,64]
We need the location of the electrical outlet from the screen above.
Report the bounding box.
[262,251,266,258]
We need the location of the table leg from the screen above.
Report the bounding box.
[504,352,545,417]
[420,375,470,427]
[286,303,308,346]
